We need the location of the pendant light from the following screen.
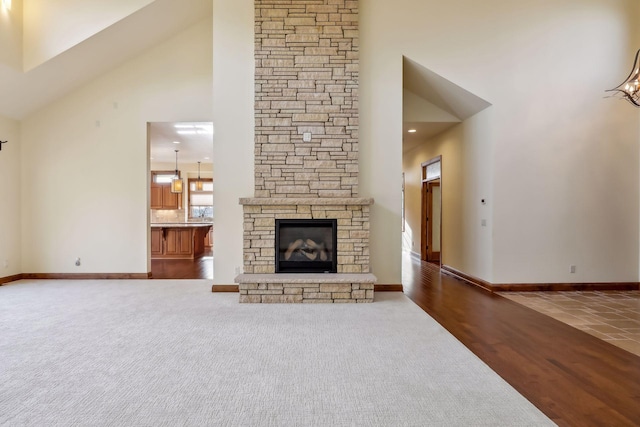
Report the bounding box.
[171,149,183,193]
[196,161,203,191]
[606,48,640,107]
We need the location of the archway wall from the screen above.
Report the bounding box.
[363,0,640,284]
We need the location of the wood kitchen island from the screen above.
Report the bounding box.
[151,223,212,259]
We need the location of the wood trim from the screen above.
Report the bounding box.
[426,180,441,262]
[442,265,640,292]
[488,282,640,292]
[420,155,442,175]
[212,284,239,292]
[441,265,493,292]
[0,273,23,285]
[421,181,427,260]
[374,284,404,292]
[420,155,442,263]
[21,273,152,280]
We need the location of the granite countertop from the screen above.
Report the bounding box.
[151,223,213,228]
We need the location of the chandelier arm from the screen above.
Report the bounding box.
[608,49,640,92]
[623,94,640,107]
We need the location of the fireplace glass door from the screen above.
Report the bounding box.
[275,219,337,273]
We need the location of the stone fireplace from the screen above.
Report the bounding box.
[275,219,337,273]
[235,0,376,303]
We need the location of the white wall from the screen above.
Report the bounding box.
[20,18,212,274]
[0,0,22,70]
[358,5,403,284]
[363,0,640,284]
[23,0,153,71]
[460,110,494,281]
[488,3,640,283]
[211,0,254,284]
[0,115,21,277]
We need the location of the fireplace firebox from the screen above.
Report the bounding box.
[275,219,337,273]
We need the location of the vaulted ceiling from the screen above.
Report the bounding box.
[0,0,212,120]
[1,2,490,158]
[402,56,491,152]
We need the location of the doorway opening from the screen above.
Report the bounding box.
[421,157,441,265]
[148,121,214,280]
[401,56,491,280]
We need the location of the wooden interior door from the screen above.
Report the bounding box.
[426,181,441,262]
[421,179,441,262]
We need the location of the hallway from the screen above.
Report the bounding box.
[402,254,640,427]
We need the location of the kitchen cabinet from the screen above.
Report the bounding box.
[204,227,213,248]
[151,228,163,256]
[165,229,193,256]
[161,186,180,209]
[150,224,210,259]
[151,171,181,210]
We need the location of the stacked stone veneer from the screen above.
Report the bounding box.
[238,0,374,303]
[254,0,359,198]
[237,274,375,303]
[242,199,370,274]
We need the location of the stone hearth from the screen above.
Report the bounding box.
[235,0,375,303]
[235,273,376,304]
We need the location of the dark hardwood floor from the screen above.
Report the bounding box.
[403,254,640,427]
[151,249,213,279]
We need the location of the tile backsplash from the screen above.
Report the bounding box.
[150,209,212,223]
[150,209,185,223]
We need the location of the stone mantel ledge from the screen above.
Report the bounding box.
[234,273,377,284]
[239,197,374,206]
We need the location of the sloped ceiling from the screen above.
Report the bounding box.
[0,0,212,119]
[403,56,491,152]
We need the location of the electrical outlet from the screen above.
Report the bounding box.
[481,219,487,227]
[570,265,576,274]
[235,266,242,275]
[75,257,81,267]
[3,259,8,269]
[303,132,312,142]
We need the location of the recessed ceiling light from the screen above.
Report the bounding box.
[173,141,181,144]
[408,129,417,133]
[174,123,214,135]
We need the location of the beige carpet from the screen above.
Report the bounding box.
[0,279,553,426]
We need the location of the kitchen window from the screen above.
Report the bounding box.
[188,178,213,219]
